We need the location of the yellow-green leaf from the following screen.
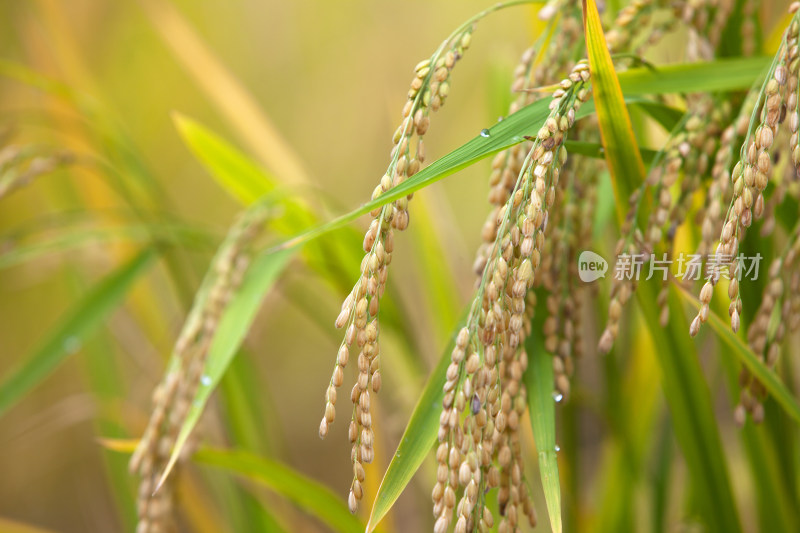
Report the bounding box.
[582,0,646,222]
[102,440,360,533]
[173,113,273,205]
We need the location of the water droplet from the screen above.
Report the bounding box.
[63,336,81,354]
[497,116,504,122]
[552,392,563,403]
[479,128,491,138]
[201,375,212,386]
[555,445,561,452]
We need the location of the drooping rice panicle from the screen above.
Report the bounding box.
[129,207,267,533]
[323,24,475,516]
[318,3,553,512]
[699,92,758,257]
[691,10,799,336]
[476,4,596,399]
[474,6,583,283]
[741,0,759,57]
[605,0,675,54]
[433,62,590,533]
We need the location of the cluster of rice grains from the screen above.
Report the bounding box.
[129,208,267,533]
[690,11,799,332]
[432,63,590,533]
[318,23,474,514]
[690,5,800,423]
[476,3,590,402]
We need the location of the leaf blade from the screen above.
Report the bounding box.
[0,249,156,416]
[524,334,562,533]
[195,447,363,533]
[269,57,768,254]
[673,282,800,423]
[582,0,646,221]
[173,112,273,205]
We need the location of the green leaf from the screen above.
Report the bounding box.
[173,113,273,205]
[673,283,800,423]
[157,245,294,488]
[615,57,770,94]
[582,0,646,222]
[102,440,359,533]
[366,328,455,532]
[524,335,562,533]
[580,9,743,527]
[0,221,215,270]
[0,249,156,416]
[194,447,363,533]
[270,57,767,254]
[635,281,742,532]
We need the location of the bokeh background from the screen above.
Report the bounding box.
[0,1,797,532]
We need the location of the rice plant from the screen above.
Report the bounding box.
[1,1,799,532]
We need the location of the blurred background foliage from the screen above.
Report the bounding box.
[0,1,797,532]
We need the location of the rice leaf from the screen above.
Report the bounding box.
[615,57,769,94]
[0,221,215,270]
[174,113,273,205]
[674,282,800,423]
[102,440,358,533]
[582,0,646,220]
[157,246,294,488]
[194,447,362,533]
[269,57,767,254]
[365,328,455,532]
[0,249,155,416]
[524,333,562,533]
[636,281,743,532]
